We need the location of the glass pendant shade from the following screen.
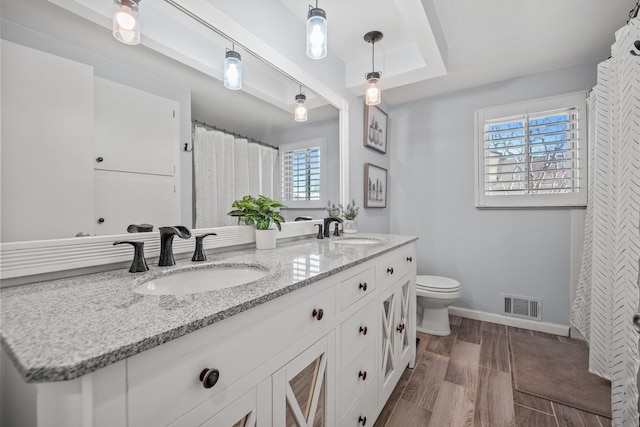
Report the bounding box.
[113,0,140,45]
[306,7,327,59]
[365,72,381,106]
[224,50,242,90]
[294,94,308,122]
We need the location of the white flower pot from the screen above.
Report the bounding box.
[255,229,277,249]
[343,219,358,234]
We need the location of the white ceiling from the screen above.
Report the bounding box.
[281,0,638,105]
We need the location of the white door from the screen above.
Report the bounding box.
[94,78,179,176]
[1,40,95,241]
[94,170,179,235]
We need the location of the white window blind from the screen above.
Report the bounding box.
[280,138,326,208]
[475,92,587,208]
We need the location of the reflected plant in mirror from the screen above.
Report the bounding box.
[326,201,341,218]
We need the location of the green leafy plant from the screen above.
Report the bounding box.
[326,201,341,218]
[228,195,286,231]
[340,199,359,220]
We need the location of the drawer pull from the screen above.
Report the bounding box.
[358,370,367,381]
[359,326,368,335]
[359,282,368,291]
[199,368,220,389]
[396,323,405,333]
[387,267,394,274]
[312,308,324,321]
[406,256,413,262]
[359,415,367,426]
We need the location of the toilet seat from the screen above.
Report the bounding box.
[416,275,461,293]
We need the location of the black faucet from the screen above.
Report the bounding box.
[113,241,148,273]
[192,232,217,262]
[323,217,342,238]
[158,226,191,267]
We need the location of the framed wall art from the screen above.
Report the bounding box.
[363,104,388,153]
[364,163,387,208]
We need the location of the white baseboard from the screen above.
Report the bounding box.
[449,306,570,337]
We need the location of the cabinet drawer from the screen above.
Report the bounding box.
[341,380,377,427]
[340,300,376,366]
[376,245,416,290]
[339,341,376,421]
[340,266,375,310]
[128,285,336,426]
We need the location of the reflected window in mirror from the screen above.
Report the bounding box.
[280,138,326,209]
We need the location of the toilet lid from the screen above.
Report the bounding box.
[416,275,461,292]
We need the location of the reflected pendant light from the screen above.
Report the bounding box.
[224,46,242,90]
[364,31,383,106]
[113,0,141,45]
[306,1,327,59]
[294,88,308,122]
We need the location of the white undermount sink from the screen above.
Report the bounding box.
[334,237,382,245]
[134,266,267,295]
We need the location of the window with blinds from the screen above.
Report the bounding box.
[280,138,326,207]
[475,92,587,208]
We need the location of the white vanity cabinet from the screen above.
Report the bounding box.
[9,241,416,427]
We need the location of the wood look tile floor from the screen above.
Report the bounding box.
[374,316,612,427]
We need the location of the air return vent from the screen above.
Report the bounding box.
[501,294,542,321]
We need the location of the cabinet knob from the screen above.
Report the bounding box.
[359,282,368,291]
[97,218,105,223]
[199,368,220,389]
[312,308,324,321]
[406,256,413,262]
[396,323,405,333]
[96,157,104,163]
[387,267,394,275]
[359,370,367,381]
[359,326,368,335]
[358,415,367,426]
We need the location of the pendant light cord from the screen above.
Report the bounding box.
[630,0,640,21]
[371,40,375,72]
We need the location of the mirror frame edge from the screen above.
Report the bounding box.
[0,0,349,282]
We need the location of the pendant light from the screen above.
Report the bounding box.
[224,45,242,90]
[113,0,141,45]
[364,31,383,106]
[294,87,308,122]
[306,1,327,59]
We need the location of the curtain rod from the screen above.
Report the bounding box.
[191,120,278,151]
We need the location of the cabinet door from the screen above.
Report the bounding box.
[379,273,416,405]
[199,387,258,427]
[94,77,178,177]
[397,275,416,368]
[379,286,398,404]
[273,334,334,427]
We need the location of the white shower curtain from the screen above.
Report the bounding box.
[571,18,640,427]
[193,125,280,228]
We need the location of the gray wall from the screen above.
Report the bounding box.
[389,61,598,325]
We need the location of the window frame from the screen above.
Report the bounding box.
[279,137,326,209]
[474,91,588,208]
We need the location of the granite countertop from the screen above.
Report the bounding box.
[0,233,417,383]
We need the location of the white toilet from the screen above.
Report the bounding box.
[416,275,462,336]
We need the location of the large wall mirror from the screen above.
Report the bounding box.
[1,0,346,248]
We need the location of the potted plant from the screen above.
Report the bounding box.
[228,195,286,249]
[340,199,359,234]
